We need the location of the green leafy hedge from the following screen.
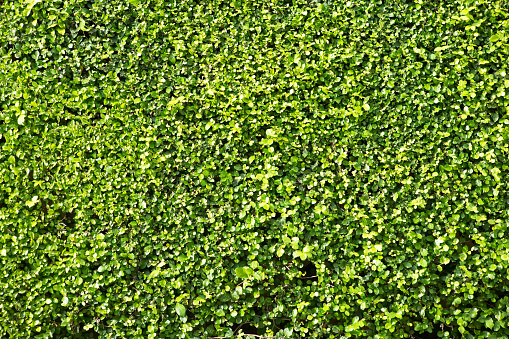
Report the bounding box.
[1,0,509,338]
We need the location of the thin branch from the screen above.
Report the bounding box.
[298,275,318,279]
[233,321,253,335]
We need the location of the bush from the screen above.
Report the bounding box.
[1,0,509,338]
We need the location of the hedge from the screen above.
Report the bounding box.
[1,0,509,338]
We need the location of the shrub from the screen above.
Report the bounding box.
[1,0,509,338]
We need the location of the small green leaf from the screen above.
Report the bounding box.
[485,317,494,329]
[175,303,186,317]
[434,45,450,52]
[79,17,86,31]
[293,250,307,260]
[266,128,277,137]
[25,196,39,207]
[235,267,253,279]
[276,248,284,257]
[148,268,160,279]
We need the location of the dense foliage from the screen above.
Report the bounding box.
[1,0,509,338]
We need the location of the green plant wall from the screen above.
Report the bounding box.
[1,0,509,338]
